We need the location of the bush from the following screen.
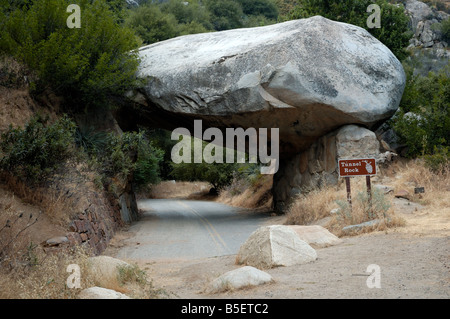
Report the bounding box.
[239,0,279,20]
[160,0,214,30]
[134,137,164,189]
[439,17,450,42]
[169,136,239,190]
[205,0,245,30]
[423,146,450,172]
[92,130,163,189]
[0,0,141,109]
[0,114,76,182]
[392,65,450,158]
[125,4,179,45]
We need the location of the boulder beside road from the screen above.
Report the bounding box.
[206,266,273,293]
[236,225,317,269]
[287,225,343,248]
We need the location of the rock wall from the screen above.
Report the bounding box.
[45,109,140,255]
[273,125,384,212]
[66,190,123,255]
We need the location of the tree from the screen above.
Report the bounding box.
[239,0,279,20]
[0,0,141,110]
[169,136,238,191]
[287,0,411,60]
[205,0,244,31]
[160,0,214,31]
[125,4,179,45]
[392,63,450,158]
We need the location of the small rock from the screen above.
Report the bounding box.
[374,184,394,194]
[44,236,69,247]
[330,208,340,215]
[287,225,342,248]
[394,189,410,199]
[206,266,273,293]
[342,219,381,234]
[78,287,131,299]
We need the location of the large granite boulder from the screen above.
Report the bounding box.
[236,225,317,269]
[127,16,406,157]
[272,124,383,211]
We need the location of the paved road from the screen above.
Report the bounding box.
[116,199,272,261]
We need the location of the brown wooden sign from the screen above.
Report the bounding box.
[338,158,377,177]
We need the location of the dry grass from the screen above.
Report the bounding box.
[381,159,450,237]
[0,245,96,299]
[144,181,211,199]
[285,184,343,226]
[286,159,450,237]
[0,172,75,226]
[325,191,406,237]
[218,174,273,209]
[385,159,450,207]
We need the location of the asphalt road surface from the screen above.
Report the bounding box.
[116,199,272,261]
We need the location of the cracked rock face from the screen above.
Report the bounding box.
[132,16,406,157]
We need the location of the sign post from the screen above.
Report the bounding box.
[345,176,352,210]
[339,158,377,212]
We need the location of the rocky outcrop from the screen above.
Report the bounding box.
[236,225,317,269]
[402,0,449,75]
[127,16,406,158]
[405,0,449,50]
[273,124,387,211]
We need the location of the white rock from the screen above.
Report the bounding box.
[87,256,133,289]
[342,219,382,234]
[78,287,131,299]
[206,266,273,293]
[236,225,317,269]
[336,125,380,159]
[330,208,340,215]
[287,225,342,248]
[130,16,406,156]
[374,184,394,194]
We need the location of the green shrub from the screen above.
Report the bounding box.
[94,131,163,188]
[335,188,391,225]
[423,146,450,172]
[0,0,140,110]
[239,0,279,20]
[392,64,450,158]
[125,4,179,45]
[205,0,245,31]
[74,125,108,156]
[134,137,164,189]
[169,136,239,191]
[0,114,76,182]
[439,18,450,42]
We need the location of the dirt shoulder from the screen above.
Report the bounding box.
[106,197,450,299]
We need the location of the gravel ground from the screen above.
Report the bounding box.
[133,232,449,299]
[107,198,450,299]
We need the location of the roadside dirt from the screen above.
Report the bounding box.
[105,197,450,299]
